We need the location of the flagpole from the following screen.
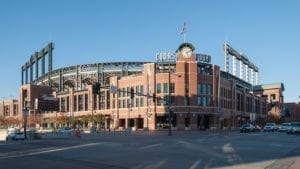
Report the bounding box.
[180,22,186,43]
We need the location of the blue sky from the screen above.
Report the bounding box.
[0,0,300,102]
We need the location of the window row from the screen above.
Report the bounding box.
[196,96,212,107]
[118,98,145,108]
[221,87,232,99]
[197,84,212,95]
[156,83,175,94]
[118,85,144,97]
[220,99,232,109]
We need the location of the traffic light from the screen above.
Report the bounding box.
[152,93,156,102]
[130,88,134,99]
[92,82,101,94]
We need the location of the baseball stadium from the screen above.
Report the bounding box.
[0,42,285,132]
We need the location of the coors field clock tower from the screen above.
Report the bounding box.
[176,42,196,61]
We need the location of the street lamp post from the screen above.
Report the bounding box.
[168,67,172,136]
[23,108,28,139]
[166,64,182,136]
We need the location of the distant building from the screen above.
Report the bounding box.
[284,103,300,121]
[0,42,285,130]
[0,99,19,126]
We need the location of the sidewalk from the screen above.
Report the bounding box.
[289,157,300,169]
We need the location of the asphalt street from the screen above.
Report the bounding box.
[0,130,299,169]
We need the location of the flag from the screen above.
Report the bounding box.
[180,22,186,34]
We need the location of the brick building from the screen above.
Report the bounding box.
[0,42,285,130]
[253,83,285,122]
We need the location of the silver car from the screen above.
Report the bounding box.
[287,122,300,134]
[264,123,277,132]
[278,123,291,132]
[57,127,73,134]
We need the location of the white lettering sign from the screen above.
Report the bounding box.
[156,53,177,62]
[195,54,211,63]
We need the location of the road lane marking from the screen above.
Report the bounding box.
[143,160,166,169]
[139,143,162,150]
[189,160,201,169]
[0,142,105,159]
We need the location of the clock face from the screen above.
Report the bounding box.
[181,46,193,58]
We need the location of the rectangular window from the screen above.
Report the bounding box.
[270,94,276,101]
[236,94,240,111]
[123,99,126,108]
[135,98,139,107]
[106,91,110,109]
[78,95,83,111]
[127,87,131,97]
[197,96,202,106]
[170,83,175,93]
[202,97,206,107]
[100,91,105,109]
[85,94,88,111]
[207,97,211,106]
[207,84,211,95]
[135,86,139,96]
[163,83,169,94]
[120,99,123,108]
[61,97,66,112]
[119,88,123,97]
[140,98,144,107]
[66,96,69,112]
[201,84,206,94]
[140,85,144,95]
[73,96,77,112]
[13,104,18,116]
[157,83,161,93]
[112,96,115,109]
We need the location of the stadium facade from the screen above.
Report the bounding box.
[0,42,285,130]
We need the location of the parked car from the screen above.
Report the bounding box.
[6,127,25,141]
[7,127,17,140]
[263,123,277,132]
[14,132,25,140]
[287,122,300,135]
[278,123,291,132]
[57,127,73,134]
[240,124,255,133]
